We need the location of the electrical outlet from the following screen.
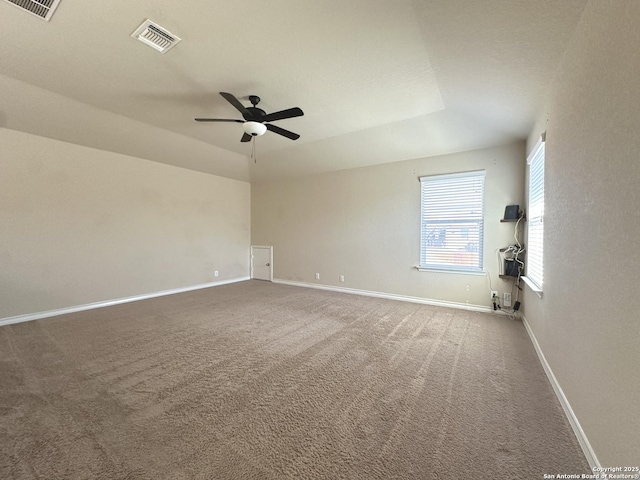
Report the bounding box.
[503,292,512,307]
[214,270,219,277]
[339,275,345,282]
[315,273,320,280]
[491,290,498,300]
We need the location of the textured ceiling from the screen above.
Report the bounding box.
[0,0,588,182]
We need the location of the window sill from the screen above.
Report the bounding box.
[416,266,485,276]
[521,276,543,298]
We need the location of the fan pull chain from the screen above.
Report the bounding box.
[251,136,257,163]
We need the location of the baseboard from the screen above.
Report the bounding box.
[0,276,250,327]
[272,278,505,315]
[521,316,600,469]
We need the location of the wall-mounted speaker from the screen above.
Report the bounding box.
[504,205,520,220]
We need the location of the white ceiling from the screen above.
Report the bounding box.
[0,0,588,182]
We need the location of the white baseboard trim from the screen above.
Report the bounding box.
[0,276,250,327]
[521,316,600,469]
[272,278,505,315]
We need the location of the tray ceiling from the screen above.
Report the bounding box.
[0,0,588,182]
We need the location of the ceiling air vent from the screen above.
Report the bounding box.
[3,0,62,21]
[131,19,181,54]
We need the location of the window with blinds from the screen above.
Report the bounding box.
[526,137,545,289]
[419,170,485,272]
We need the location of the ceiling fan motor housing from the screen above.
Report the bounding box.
[244,107,266,122]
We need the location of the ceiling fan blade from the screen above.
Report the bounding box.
[195,118,244,122]
[241,133,252,142]
[262,107,304,123]
[266,123,300,140]
[220,92,251,118]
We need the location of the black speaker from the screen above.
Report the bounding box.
[504,259,520,277]
[504,205,520,220]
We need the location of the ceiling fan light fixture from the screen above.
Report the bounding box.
[242,121,267,137]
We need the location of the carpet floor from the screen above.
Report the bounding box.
[0,280,589,479]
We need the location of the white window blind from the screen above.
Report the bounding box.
[526,136,545,290]
[419,170,485,272]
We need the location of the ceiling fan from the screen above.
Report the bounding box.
[195,92,304,142]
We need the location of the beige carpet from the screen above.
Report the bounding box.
[1,280,589,479]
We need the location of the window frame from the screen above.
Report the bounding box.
[418,170,486,274]
[523,134,545,294]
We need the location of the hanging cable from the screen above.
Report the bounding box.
[514,213,523,247]
[513,212,526,273]
[251,136,257,163]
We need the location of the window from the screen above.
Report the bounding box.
[419,170,485,272]
[525,135,545,291]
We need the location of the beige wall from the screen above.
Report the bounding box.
[252,143,524,309]
[523,0,640,466]
[0,128,251,319]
